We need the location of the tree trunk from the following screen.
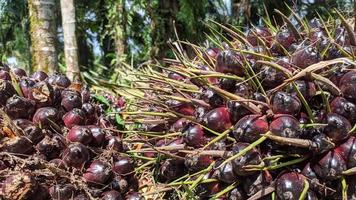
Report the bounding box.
[60,0,80,82]
[28,0,58,73]
[115,0,126,65]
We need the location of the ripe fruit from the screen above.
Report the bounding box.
[215,161,237,183]
[83,160,113,185]
[339,71,356,102]
[336,136,356,168]
[216,50,244,76]
[324,113,351,142]
[0,80,17,105]
[227,100,252,124]
[62,108,86,128]
[286,80,316,100]
[49,184,76,200]
[183,123,207,147]
[312,150,346,181]
[331,97,356,123]
[101,190,122,200]
[184,154,213,172]
[291,46,320,69]
[271,91,301,115]
[66,126,93,145]
[19,78,35,98]
[36,136,65,160]
[276,172,306,200]
[47,73,71,88]
[33,107,60,128]
[231,142,261,176]
[260,65,286,89]
[159,159,185,182]
[276,27,296,50]
[113,156,134,176]
[202,107,232,132]
[30,71,48,82]
[233,115,269,143]
[246,27,273,47]
[61,90,82,111]
[5,95,35,119]
[28,81,55,107]
[270,115,301,138]
[62,143,90,168]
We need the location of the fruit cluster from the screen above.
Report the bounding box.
[120,14,356,199]
[0,64,142,200]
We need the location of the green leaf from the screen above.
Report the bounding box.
[115,113,125,126]
[93,95,110,107]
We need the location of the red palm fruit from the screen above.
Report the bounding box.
[5,95,36,119]
[201,89,225,108]
[219,76,237,92]
[0,80,17,106]
[227,100,252,124]
[335,136,356,168]
[105,136,123,152]
[231,142,261,176]
[62,143,90,168]
[276,172,306,200]
[36,136,65,160]
[270,114,301,138]
[63,108,86,128]
[260,65,286,89]
[1,136,33,155]
[276,27,296,49]
[286,80,316,100]
[233,115,269,143]
[82,103,96,124]
[87,125,106,147]
[110,175,129,194]
[234,83,250,98]
[168,72,185,81]
[32,107,59,128]
[47,73,71,88]
[215,161,237,183]
[28,81,55,107]
[83,160,113,185]
[19,78,35,98]
[331,97,356,123]
[81,85,91,103]
[0,70,11,80]
[2,172,38,200]
[12,67,27,78]
[125,192,144,200]
[166,99,195,116]
[215,50,244,76]
[246,27,273,47]
[202,107,232,132]
[113,156,134,176]
[159,159,185,182]
[310,133,335,154]
[312,150,346,181]
[324,113,351,142]
[271,91,301,116]
[171,118,189,132]
[291,46,320,69]
[101,190,122,200]
[61,90,82,111]
[30,71,48,82]
[184,154,213,173]
[49,184,76,200]
[302,162,321,192]
[183,123,207,148]
[339,71,356,102]
[66,125,93,145]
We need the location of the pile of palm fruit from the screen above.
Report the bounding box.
[117,9,356,200]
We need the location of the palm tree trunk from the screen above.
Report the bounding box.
[115,0,126,65]
[28,0,58,73]
[60,0,80,82]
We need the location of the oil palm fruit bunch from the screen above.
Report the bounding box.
[117,9,356,200]
[0,65,143,199]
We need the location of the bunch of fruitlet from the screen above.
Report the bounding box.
[0,63,143,200]
[118,10,356,200]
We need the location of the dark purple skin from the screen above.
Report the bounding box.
[271,91,301,116]
[276,172,306,200]
[110,175,129,194]
[83,160,113,185]
[331,97,356,123]
[49,184,76,200]
[184,154,213,173]
[36,136,65,160]
[183,123,207,148]
[30,71,48,82]
[61,90,83,111]
[312,150,346,181]
[62,108,86,128]
[12,67,27,78]
[87,125,106,147]
[1,136,34,155]
[336,136,356,168]
[227,100,252,124]
[0,70,11,80]
[339,71,356,102]
[159,159,185,182]
[171,118,189,132]
[246,27,273,47]
[260,65,286,89]
[270,114,301,138]
[202,107,232,132]
[0,80,17,106]
[5,95,36,119]
[233,115,269,143]
[219,77,237,92]
[32,107,59,128]
[324,113,351,143]
[82,103,96,124]
[105,136,124,152]
[286,80,316,100]
[19,78,36,98]
[215,50,244,76]
[28,81,55,108]
[62,143,90,168]
[302,162,321,192]
[47,73,71,88]
[276,27,296,49]
[200,89,225,108]
[291,46,320,69]
[125,192,144,200]
[231,142,261,176]
[216,161,237,184]
[66,125,93,145]
[101,190,123,200]
[112,156,134,176]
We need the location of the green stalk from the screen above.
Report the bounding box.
[341,176,348,200]
[210,183,237,200]
[266,156,309,171]
[203,126,233,149]
[298,180,309,200]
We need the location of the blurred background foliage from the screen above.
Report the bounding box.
[0,0,355,80]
